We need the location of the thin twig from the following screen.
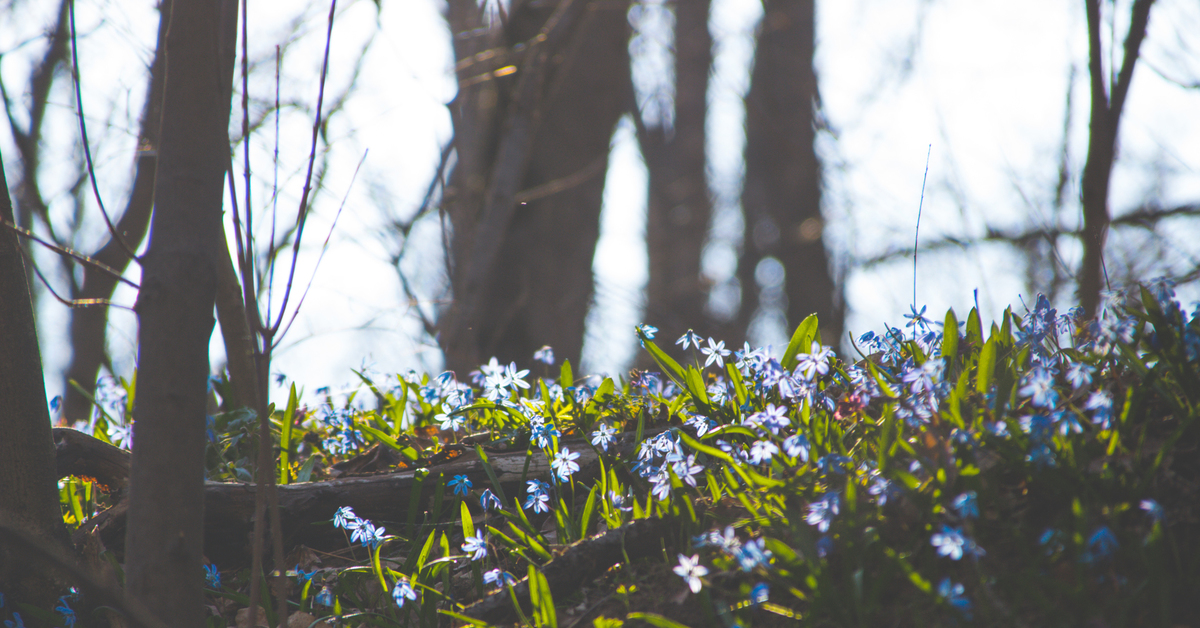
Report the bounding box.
[913,144,931,334]
[271,0,339,334]
[18,244,133,311]
[1,218,139,290]
[67,0,139,262]
[277,150,367,343]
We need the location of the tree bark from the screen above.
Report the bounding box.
[439,0,632,375]
[0,141,71,610]
[1078,0,1154,318]
[61,0,171,426]
[738,0,840,345]
[639,0,717,355]
[66,432,612,569]
[123,0,238,624]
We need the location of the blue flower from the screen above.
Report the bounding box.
[533,345,555,365]
[636,324,658,341]
[333,505,361,530]
[315,585,334,607]
[1084,391,1113,429]
[1064,362,1094,389]
[436,412,466,432]
[54,597,76,628]
[462,532,488,561]
[937,578,972,618]
[551,447,581,481]
[294,565,317,582]
[4,612,25,628]
[951,491,978,519]
[815,534,835,558]
[591,423,618,451]
[795,341,834,380]
[734,537,772,572]
[782,433,810,462]
[806,492,839,532]
[748,439,779,465]
[484,568,517,589]
[204,564,222,589]
[449,475,473,496]
[817,454,851,475]
[1140,499,1164,524]
[480,489,503,511]
[351,520,387,550]
[700,337,731,368]
[750,582,769,606]
[1039,528,1065,555]
[1018,366,1059,408]
[676,329,702,351]
[930,525,983,560]
[391,577,418,608]
[1081,526,1118,564]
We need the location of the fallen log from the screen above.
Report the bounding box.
[54,428,621,567]
[458,515,686,625]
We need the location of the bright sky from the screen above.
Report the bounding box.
[2,0,1198,410]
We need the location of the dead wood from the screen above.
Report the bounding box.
[53,427,634,568]
[458,515,686,625]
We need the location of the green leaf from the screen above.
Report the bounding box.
[439,611,492,626]
[475,445,510,507]
[942,309,959,369]
[965,306,983,345]
[560,359,574,388]
[781,314,819,370]
[296,456,316,483]
[529,565,557,627]
[580,483,599,538]
[461,500,475,539]
[976,336,997,395]
[642,338,687,387]
[626,612,693,628]
[278,383,298,485]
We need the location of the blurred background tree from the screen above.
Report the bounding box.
[0,0,1197,410]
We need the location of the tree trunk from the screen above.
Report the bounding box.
[738,0,840,345]
[439,0,631,375]
[1078,0,1153,318]
[0,142,71,610]
[639,0,716,355]
[61,0,171,426]
[123,0,238,624]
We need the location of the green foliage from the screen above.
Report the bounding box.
[42,280,1200,628]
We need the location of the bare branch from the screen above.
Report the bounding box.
[859,203,1200,268]
[1,218,139,290]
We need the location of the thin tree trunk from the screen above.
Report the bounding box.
[1078,0,1154,318]
[738,0,840,345]
[0,142,71,610]
[7,0,71,316]
[639,0,715,354]
[439,0,631,374]
[124,0,238,624]
[61,0,171,426]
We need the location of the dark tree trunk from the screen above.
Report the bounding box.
[639,0,716,353]
[1078,0,1153,318]
[0,143,71,610]
[61,0,170,426]
[123,0,238,624]
[439,0,632,375]
[738,0,840,345]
